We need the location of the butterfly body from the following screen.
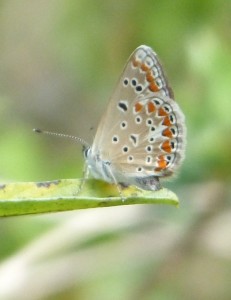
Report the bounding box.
[84,147,161,190]
[84,45,186,191]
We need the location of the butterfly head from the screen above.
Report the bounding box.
[83,145,91,160]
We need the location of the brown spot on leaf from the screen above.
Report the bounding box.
[36,180,60,188]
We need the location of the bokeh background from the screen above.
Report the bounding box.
[0,1,230,299]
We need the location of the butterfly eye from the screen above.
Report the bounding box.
[83,147,90,159]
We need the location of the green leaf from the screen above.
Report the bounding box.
[0,179,179,217]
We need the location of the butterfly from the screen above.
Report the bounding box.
[35,45,186,195]
[83,45,186,192]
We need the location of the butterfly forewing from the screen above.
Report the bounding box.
[91,45,186,182]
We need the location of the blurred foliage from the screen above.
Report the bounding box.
[0,0,230,299]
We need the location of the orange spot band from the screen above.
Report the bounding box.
[161,140,172,153]
[158,107,168,117]
[162,128,173,138]
[147,101,156,113]
[149,81,159,92]
[146,71,154,82]
[141,63,149,72]
[158,159,167,169]
[162,116,171,126]
[134,102,143,113]
[132,59,139,67]
[155,156,167,172]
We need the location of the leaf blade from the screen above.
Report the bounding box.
[0,179,179,217]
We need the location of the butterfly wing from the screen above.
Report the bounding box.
[91,45,186,179]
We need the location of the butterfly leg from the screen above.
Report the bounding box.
[105,164,126,202]
[75,163,90,195]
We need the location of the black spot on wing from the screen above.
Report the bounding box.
[118,101,128,112]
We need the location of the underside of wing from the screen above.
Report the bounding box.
[91,45,186,178]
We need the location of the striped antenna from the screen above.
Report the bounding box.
[33,128,90,148]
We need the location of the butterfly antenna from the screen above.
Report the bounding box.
[33,128,90,148]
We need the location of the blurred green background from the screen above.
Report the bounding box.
[0,0,230,299]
